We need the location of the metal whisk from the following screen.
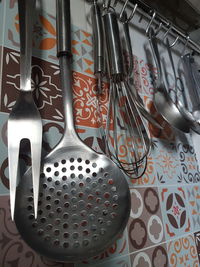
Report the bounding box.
[102,8,151,178]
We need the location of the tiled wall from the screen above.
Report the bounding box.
[1,0,200,266]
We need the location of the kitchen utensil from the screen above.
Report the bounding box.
[14,0,130,262]
[91,0,105,94]
[103,8,150,177]
[182,53,200,123]
[120,10,163,130]
[183,53,200,165]
[148,27,190,133]
[166,38,200,134]
[7,0,42,220]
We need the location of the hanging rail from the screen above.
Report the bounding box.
[116,0,200,54]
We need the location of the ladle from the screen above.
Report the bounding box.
[148,28,190,133]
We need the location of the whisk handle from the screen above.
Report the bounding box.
[102,10,124,76]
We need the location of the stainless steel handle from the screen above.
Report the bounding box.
[56,0,75,134]
[166,38,177,87]
[121,13,133,77]
[183,54,200,111]
[18,0,35,92]
[56,0,71,57]
[102,10,124,76]
[91,2,105,75]
[148,28,163,86]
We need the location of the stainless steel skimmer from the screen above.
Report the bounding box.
[7,0,42,220]
[14,0,130,262]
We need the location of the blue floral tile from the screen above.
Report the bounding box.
[151,138,182,185]
[177,142,200,184]
[158,185,191,240]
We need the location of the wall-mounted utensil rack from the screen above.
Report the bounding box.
[108,0,200,54]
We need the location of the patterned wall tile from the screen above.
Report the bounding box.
[128,187,165,253]
[186,185,200,231]
[0,47,109,128]
[3,0,94,77]
[151,139,182,185]
[130,244,168,267]
[177,142,200,183]
[167,234,199,267]
[0,195,74,267]
[127,152,157,187]
[159,186,191,240]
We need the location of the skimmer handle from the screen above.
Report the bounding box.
[18,0,35,92]
[56,0,72,57]
[56,0,77,136]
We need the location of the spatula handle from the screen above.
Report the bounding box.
[56,0,71,57]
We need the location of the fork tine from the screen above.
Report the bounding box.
[8,136,20,220]
[31,138,42,219]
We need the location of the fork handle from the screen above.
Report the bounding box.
[18,0,35,92]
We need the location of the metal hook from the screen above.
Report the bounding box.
[163,22,172,39]
[181,35,190,57]
[145,11,156,35]
[169,36,179,47]
[102,0,118,10]
[119,1,138,23]
[163,23,179,48]
[102,0,111,10]
[154,22,163,36]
